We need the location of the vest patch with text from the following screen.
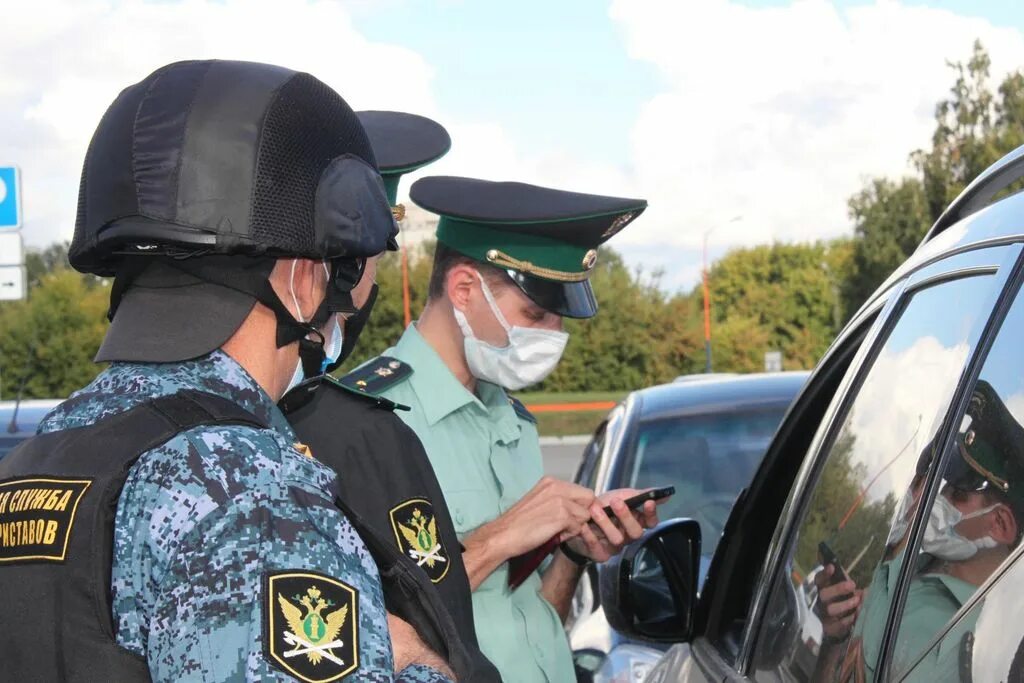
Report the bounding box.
[0,477,91,563]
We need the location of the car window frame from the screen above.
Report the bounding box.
[879,243,1024,681]
[695,299,886,666]
[737,243,1021,679]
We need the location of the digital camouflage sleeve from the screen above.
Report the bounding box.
[38,351,450,683]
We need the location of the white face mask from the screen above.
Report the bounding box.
[921,493,1000,561]
[321,316,344,374]
[453,271,569,391]
[285,261,333,393]
[886,491,916,547]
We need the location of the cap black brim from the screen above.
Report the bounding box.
[507,271,597,319]
[96,268,257,363]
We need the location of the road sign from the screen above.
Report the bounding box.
[0,232,23,266]
[0,167,21,230]
[764,351,783,373]
[0,265,25,301]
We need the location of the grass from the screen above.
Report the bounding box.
[534,411,608,438]
[513,390,628,405]
[511,390,628,437]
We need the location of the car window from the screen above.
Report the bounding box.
[626,407,788,564]
[750,274,996,682]
[576,420,607,489]
[902,540,1024,683]
[889,284,1024,681]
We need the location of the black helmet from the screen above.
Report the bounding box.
[71,59,397,276]
[77,60,397,374]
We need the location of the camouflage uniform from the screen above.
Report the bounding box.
[39,349,450,683]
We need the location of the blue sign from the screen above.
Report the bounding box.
[0,166,20,229]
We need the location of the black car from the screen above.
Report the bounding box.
[602,145,1024,683]
[569,373,808,680]
[0,399,63,459]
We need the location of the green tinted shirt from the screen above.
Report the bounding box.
[375,325,574,683]
[850,552,976,680]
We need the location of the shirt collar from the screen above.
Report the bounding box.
[395,325,477,425]
[395,325,522,442]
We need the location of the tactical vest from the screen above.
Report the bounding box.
[0,390,264,682]
[283,374,494,681]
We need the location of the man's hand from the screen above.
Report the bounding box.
[472,477,595,559]
[813,564,862,641]
[462,477,595,589]
[564,488,661,562]
[387,613,456,680]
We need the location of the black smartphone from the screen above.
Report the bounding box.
[818,541,849,584]
[598,486,675,519]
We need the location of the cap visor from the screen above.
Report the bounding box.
[96,267,257,363]
[508,272,597,319]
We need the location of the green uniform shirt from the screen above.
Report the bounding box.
[375,324,574,683]
[849,552,976,680]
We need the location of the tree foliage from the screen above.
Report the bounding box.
[843,41,1024,316]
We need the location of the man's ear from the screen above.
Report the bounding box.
[271,258,323,320]
[991,504,1019,546]
[446,263,477,313]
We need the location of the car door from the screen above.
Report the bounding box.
[741,244,1022,682]
[885,257,1024,683]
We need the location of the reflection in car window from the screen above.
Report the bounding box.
[627,408,787,561]
[750,275,995,682]
[906,538,1024,683]
[892,286,1024,681]
[577,421,607,490]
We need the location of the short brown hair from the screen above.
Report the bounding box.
[427,243,511,300]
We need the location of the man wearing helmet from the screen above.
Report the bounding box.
[0,61,452,682]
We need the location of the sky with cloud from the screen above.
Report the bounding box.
[2,0,1024,290]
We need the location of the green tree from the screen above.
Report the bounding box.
[842,178,931,319]
[843,41,1024,317]
[0,270,109,399]
[701,241,848,372]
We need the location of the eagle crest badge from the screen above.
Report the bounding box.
[389,498,450,583]
[265,571,359,682]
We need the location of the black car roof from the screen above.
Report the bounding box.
[632,372,810,422]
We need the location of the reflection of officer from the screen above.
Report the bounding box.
[816,380,1024,681]
[347,177,662,682]
[283,111,501,682]
[0,62,452,681]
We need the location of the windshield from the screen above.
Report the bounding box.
[623,407,788,564]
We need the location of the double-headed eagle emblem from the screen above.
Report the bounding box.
[390,498,450,583]
[266,572,358,682]
[278,586,349,666]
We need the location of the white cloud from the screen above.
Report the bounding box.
[609,0,1024,254]
[0,0,442,249]
[844,334,970,504]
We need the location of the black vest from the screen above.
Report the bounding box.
[282,376,501,683]
[0,390,264,682]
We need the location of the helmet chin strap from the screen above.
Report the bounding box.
[151,255,329,373]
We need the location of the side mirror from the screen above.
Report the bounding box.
[572,648,607,683]
[599,518,701,643]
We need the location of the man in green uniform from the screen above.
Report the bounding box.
[339,176,662,681]
[815,381,1024,681]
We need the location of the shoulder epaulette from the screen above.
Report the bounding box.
[338,355,413,397]
[322,375,409,412]
[508,396,537,424]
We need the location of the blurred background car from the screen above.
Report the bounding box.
[0,399,63,459]
[568,372,809,681]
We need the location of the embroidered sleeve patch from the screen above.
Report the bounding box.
[389,498,450,584]
[0,477,91,563]
[265,570,359,682]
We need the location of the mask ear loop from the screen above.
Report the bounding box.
[289,259,306,323]
[474,269,513,334]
